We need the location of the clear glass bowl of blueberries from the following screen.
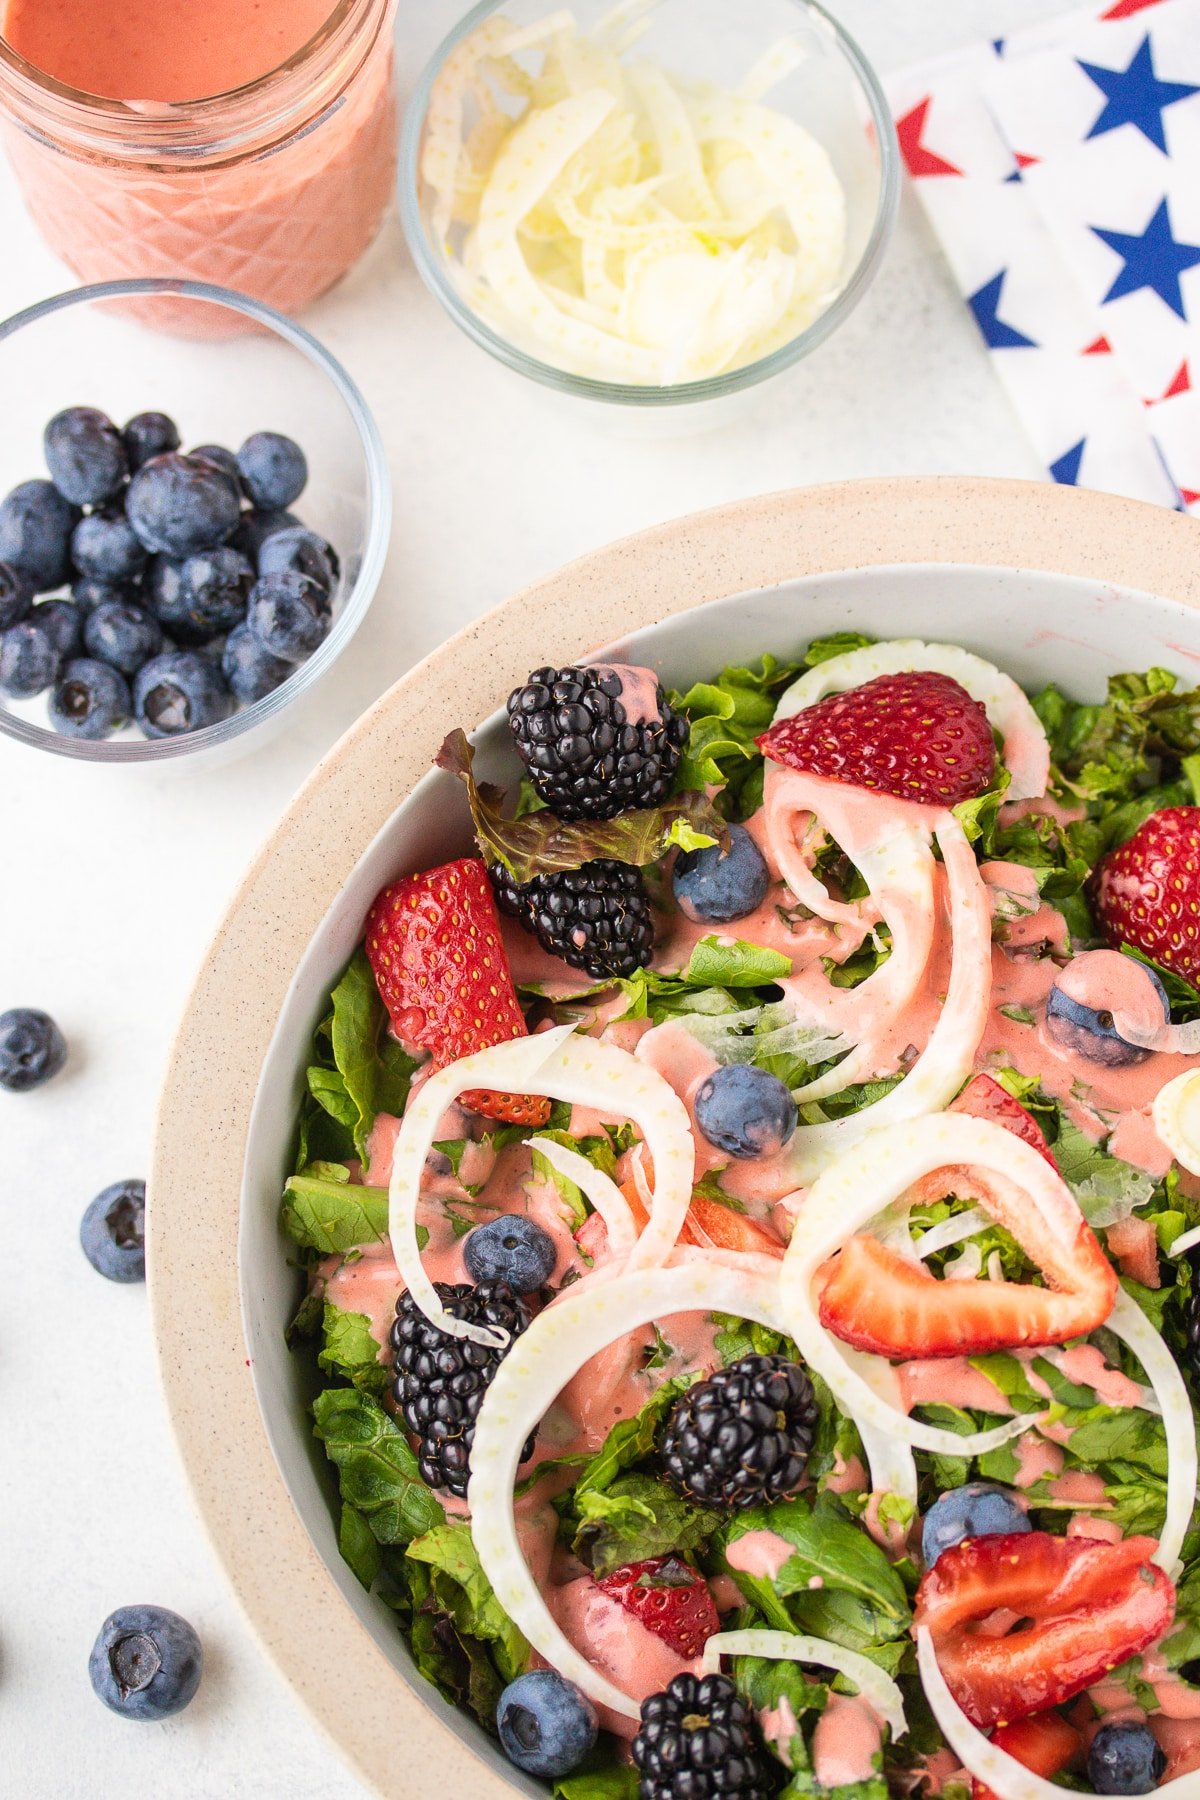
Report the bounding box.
[0,279,390,763]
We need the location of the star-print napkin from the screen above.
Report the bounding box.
[888,0,1200,513]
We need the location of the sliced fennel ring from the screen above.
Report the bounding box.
[771,638,1051,803]
[1154,1069,1200,1176]
[780,813,993,1184]
[701,1630,906,1741]
[1105,1288,1195,1575]
[468,1262,907,1719]
[779,1113,1104,1457]
[388,1026,695,1348]
[918,1628,1200,1800]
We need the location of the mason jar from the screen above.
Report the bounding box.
[0,0,399,325]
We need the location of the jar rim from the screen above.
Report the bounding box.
[0,0,392,162]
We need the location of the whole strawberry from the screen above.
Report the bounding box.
[1091,806,1200,988]
[597,1557,719,1660]
[758,670,996,807]
[365,857,550,1126]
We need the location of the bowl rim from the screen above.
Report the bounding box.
[149,477,1200,1799]
[397,0,901,408]
[0,276,392,763]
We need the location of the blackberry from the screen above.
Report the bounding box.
[1186,1249,1200,1390]
[390,1281,534,1497]
[507,665,690,820]
[491,858,655,980]
[660,1354,819,1511]
[633,1673,776,1800]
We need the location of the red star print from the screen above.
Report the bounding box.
[1083,336,1113,354]
[1014,152,1041,168]
[1100,0,1168,17]
[895,99,964,178]
[1146,361,1191,404]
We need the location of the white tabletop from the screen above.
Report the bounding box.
[2,2,1075,1794]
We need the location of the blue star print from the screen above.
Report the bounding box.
[1092,197,1200,319]
[967,271,1038,348]
[1079,34,1198,153]
[1050,440,1086,486]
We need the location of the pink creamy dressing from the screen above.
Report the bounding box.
[593,664,663,725]
[725,1530,796,1582]
[1011,1430,1064,1489]
[546,1579,692,1739]
[811,1694,883,1788]
[760,1696,801,1766]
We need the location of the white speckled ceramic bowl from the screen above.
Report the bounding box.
[151,479,1200,1799]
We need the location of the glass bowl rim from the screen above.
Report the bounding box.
[397,0,900,408]
[0,276,391,764]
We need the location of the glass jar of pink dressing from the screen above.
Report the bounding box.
[0,0,398,324]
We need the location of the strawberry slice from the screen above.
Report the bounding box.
[758,671,997,808]
[972,1712,1082,1800]
[916,1532,1174,1727]
[816,1107,1116,1357]
[365,858,550,1126]
[685,1192,785,1258]
[1092,806,1200,987]
[951,1075,1057,1168]
[597,1556,719,1659]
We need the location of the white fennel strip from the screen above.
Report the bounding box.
[528,1135,638,1256]
[1155,1070,1200,1176]
[389,1027,696,1344]
[781,813,992,1183]
[1105,1288,1195,1575]
[702,1631,906,1740]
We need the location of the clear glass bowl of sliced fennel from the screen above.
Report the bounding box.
[399,0,899,408]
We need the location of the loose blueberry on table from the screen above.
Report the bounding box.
[80,1179,146,1283]
[0,406,341,740]
[88,1605,202,1720]
[0,1006,67,1092]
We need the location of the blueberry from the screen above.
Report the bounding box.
[73,576,131,612]
[80,1179,146,1282]
[673,824,771,923]
[181,547,254,641]
[221,620,292,705]
[464,1216,557,1292]
[133,649,232,737]
[126,453,241,558]
[0,560,33,629]
[88,1605,202,1720]
[48,658,132,740]
[247,570,329,662]
[921,1482,1030,1566]
[237,431,307,510]
[123,410,181,473]
[0,1007,67,1091]
[148,548,252,646]
[1046,952,1169,1069]
[71,506,148,584]
[496,1671,598,1779]
[257,524,340,602]
[0,479,79,591]
[0,620,59,697]
[84,599,163,677]
[44,406,127,507]
[32,599,84,658]
[1088,1723,1167,1795]
[190,444,242,492]
[694,1064,797,1160]
[233,507,301,563]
